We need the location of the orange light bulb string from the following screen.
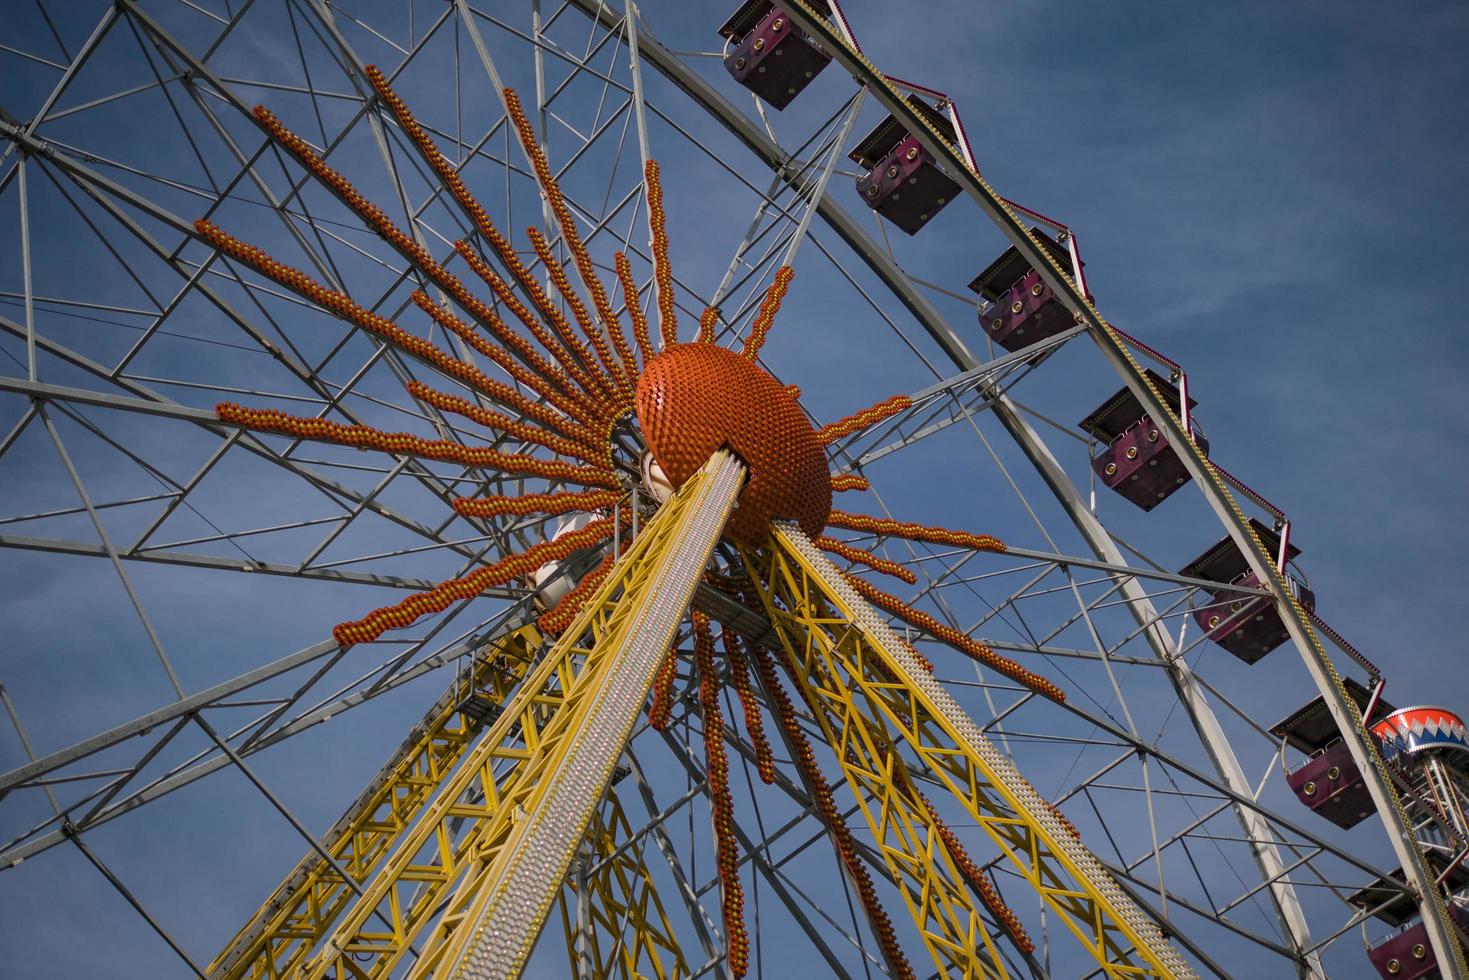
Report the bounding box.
[405,380,608,466]
[647,644,679,732]
[829,473,869,493]
[615,251,656,366]
[1048,800,1082,840]
[748,641,916,980]
[915,790,1036,955]
[739,265,794,362]
[817,393,913,446]
[451,488,620,520]
[901,639,936,675]
[332,514,617,646]
[720,630,776,785]
[215,403,618,490]
[450,242,611,407]
[643,160,679,349]
[825,511,1007,555]
[406,288,595,423]
[416,262,607,420]
[693,611,749,978]
[815,536,918,585]
[192,219,591,447]
[361,66,614,401]
[525,225,629,408]
[538,550,616,635]
[503,88,632,396]
[841,573,1065,703]
[248,106,586,408]
[697,306,720,345]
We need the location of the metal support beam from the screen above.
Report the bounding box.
[416,450,744,979]
[560,787,692,979]
[747,523,1194,978]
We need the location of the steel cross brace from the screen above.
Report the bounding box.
[207,626,542,979]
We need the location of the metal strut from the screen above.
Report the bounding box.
[745,522,1196,979]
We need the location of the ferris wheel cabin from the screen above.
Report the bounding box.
[850,95,962,235]
[718,1,834,110]
[1179,519,1316,664]
[967,226,1081,354]
[1271,678,1393,829]
[1078,369,1209,511]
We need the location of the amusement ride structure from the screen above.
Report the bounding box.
[0,2,1465,978]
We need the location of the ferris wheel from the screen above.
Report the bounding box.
[1,2,1465,978]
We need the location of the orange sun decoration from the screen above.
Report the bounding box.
[197,66,1060,976]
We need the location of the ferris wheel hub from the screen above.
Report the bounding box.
[636,342,831,547]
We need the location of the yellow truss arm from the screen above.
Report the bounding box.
[559,787,691,980]
[746,522,1195,979]
[288,449,743,979]
[752,593,1017,980]
[416,449,745,980]
[208,625,541,980]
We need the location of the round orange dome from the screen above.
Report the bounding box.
[636,343,831,547]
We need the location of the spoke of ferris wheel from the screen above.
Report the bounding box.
[0,366,494,573]
[706,91,866,308]
[0,140,506,550]
[826,329,1087,469]
[618,749,728,969]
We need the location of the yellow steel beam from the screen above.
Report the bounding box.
[745,523,1195,979]
[417,449,744,980]
[757,603,1016,979]
[208,625,542,980]
[559,787,691,980]
[290,449,741,980]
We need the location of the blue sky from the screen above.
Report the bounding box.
[0,1,1466,977]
